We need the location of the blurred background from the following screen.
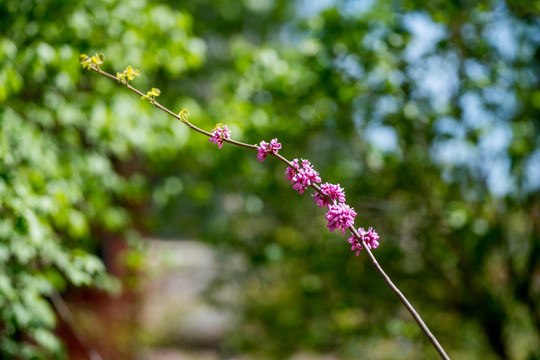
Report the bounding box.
[1,0,539,359]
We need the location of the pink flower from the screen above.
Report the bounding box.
[209,124,231,149]
[347,227,380,255]
[269,138,281,152]
[257,141,269,161]
[326,203,357,234]
[312,182,346,208]
[285,158,299,181]
[257,138,282,161]
[285,158,321,194]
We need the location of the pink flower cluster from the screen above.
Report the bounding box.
[257,138,281,161]
[326,203,357,234]
[283,157,359,238]
[348,227,380,255]
[312,182,346,208]
[285,159,322,194]
[250,136,380,254]
[209,124,231,149]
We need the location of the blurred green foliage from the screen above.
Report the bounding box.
[0,0,204,357]
[1,0,539,359]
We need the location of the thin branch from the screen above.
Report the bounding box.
[85,65,451,359]
[350,227,451,360]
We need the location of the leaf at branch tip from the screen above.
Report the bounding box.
[91,53,105,64]
[117,65,141,84]
[142,87,161,103]
[126,65,140,80]
[79,52,104,70]
[179,109,190,123]
[79,54,92,69]
[213,123,224,131]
